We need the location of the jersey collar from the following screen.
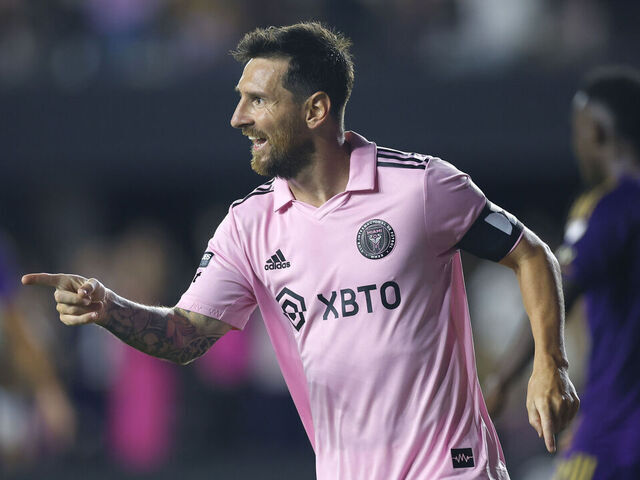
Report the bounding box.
[272,131,377,212]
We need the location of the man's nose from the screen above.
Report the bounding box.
[230,101,252,129]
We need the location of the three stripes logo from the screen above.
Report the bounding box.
[264,249,291,271]
[376,146,429,170]
[451,448,474,469]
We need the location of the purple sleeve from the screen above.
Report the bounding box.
[177,209,257,330]
[424,158,487,256]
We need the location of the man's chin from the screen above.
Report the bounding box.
[250,154,272,177]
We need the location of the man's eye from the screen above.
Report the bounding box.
[252,97,264,106]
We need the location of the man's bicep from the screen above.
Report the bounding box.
[456,200,524,262]
[174,307,234,336]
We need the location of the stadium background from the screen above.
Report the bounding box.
[1,1,638,479]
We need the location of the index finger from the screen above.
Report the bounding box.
[539,405,557,453]
[22,273,68,288]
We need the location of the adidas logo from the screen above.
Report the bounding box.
[264,249,291,271]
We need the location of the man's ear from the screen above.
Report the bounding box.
[305,92,331,129]
[594,121,607,145]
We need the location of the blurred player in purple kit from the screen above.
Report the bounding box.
[486,66,640,479]
[22,23,578,479]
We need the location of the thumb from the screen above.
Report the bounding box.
[78,278,103,302]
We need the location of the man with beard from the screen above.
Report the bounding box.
[485,67,640,480]
[23,23,578,479]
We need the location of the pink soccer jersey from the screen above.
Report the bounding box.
[177,131,516,479]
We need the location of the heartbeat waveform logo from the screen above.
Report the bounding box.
[452,454,473,463]
[451,448,474,469]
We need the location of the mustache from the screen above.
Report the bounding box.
[242,129,267,139]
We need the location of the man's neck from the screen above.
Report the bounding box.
[603,149,640,182]
[287,132,352,207]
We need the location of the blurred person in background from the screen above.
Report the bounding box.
[104,224,181,473]
[485,66,640,480]
[22,22,578,479]
[0,233,76,471]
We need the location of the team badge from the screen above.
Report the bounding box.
[356,219,396,259]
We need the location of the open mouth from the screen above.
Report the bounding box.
[249,136,268,151]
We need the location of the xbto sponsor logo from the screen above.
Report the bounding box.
[277,281,402,331]
[317,281,401,319]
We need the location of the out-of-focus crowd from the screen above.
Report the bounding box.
[0,0,631,90]
[1,205,311,478]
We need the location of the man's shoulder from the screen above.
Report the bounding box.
[229,178,276,213]
[375,145,433,172]
[592,176,640,221]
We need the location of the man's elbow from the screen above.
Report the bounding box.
[500,229,556,272]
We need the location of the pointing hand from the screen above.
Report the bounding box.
[22,273,108,325]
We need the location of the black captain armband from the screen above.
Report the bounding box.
[455,201,524,262]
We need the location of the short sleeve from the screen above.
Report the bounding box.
[177,209,257,330]
[424,158,523,260]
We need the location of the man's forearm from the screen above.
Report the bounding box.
[97,291,221,365]
[501,231,568,366]
[493,276,583,388]
[500,230,579,452]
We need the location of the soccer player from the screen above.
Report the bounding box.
[22,23,579,479]
[485,67,640,479]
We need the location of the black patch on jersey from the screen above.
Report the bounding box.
[356,219,396,259]
[199,251,214,267]
[451,448,474,469]
[456,200,523,262]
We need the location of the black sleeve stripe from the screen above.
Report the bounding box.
[231,189,274,208]
[377,161,426,170]
[377,146,427,160]
[377,153,428,164]
[455,200,524,262]
[231,178,275,208]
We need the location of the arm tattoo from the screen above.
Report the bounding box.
[98,295,223,365]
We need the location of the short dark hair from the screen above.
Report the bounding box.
[231,22,355,123]
[579,65,640,156]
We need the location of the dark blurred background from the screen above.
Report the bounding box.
[1,1,638,479]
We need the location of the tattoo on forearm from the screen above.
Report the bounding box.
[100,299,221,365]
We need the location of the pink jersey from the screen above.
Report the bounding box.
[177,132,511,479]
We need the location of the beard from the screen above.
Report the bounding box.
[246,117,315,179]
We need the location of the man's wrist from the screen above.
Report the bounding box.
[533,350,569,372]
[95,289,118,327]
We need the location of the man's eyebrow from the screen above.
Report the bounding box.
[235,87,268,98]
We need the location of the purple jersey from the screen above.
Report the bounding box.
[0,236,16,303]
[178,132,521,479]
[558,176,640,477]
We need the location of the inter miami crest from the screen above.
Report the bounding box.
[356,219,396,260]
